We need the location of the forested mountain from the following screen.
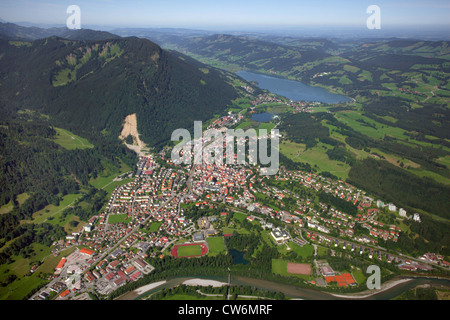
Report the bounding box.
[0,32,239,148]
[161,34,330,73]
[353,39,450,58]
[0,22,120,41]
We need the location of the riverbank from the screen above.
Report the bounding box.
[134,280,167,295]
[182,279,228,287]
[115,274,450,300]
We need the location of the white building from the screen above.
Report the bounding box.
[399,208,407,217]
[388,203,397,212]
[413,213,421,223]
[318,225,330,234]
[271,228,290,244]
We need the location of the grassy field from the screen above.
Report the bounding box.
[235,119,259,130]
[272,258,288,276]
[275,241,315,260]
[0,272,47,300]
[279,139,351,180]
[222,226,252,235]
[279,140,306,161]
[287,242,314,259]
[177,244,202,257]
[351,267,366,285]
[232,212,247,223]
[20,193,84,227]
[0,193,29,215]
[89,160,133,197]
[334,111,407,140]
[257,123,277,137]
[206,237,226,256]
[53,127,94,150]
[108,214,132,224]
[147,221,163,233]
[0,245,77,300]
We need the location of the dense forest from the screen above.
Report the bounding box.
[278,112,335,149]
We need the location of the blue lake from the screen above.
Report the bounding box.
[251,112,275,123]
[237,70,351,104]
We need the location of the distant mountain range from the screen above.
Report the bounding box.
[0,21,120,41]
[0,22,241,148]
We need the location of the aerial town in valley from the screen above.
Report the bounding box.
[29,108,450,300]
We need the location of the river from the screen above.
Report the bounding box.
[116,275,450,300]
[237,70,350,104]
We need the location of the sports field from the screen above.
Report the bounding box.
[287,262,312,275]
[272,259,312,279]
[171,243,208,258]
[177,245,202,257]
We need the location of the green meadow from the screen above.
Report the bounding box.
[280,140,351,180]
[53,127,94,150]
[0,193,30,215]
[206,237,226,256]
[108,214,132,224]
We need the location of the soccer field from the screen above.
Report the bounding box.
[176,244,202,257]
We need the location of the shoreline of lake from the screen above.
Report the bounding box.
[237,70,351,104]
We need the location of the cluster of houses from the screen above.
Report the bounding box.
[250,93,284,106]
[208,113,244,130]
[38,158,199,299]
[36,138,446,299]
[398,87,426,96]
[191,163,250,201]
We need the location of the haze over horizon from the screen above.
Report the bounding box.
[1,0,450,38]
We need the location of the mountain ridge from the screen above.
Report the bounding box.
[0,21,120,41]
[0,27,241,149]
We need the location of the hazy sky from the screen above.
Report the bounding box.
[1,0,450,29]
